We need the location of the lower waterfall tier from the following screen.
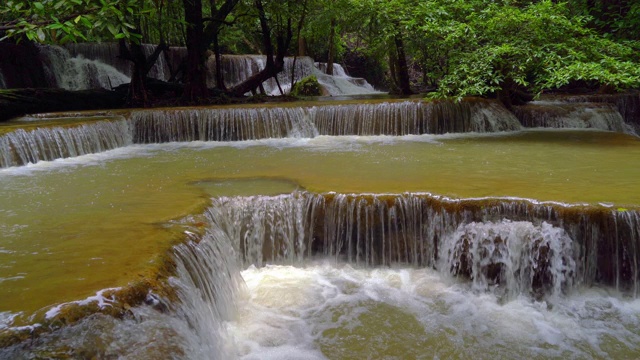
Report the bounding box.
[210,192,639,297]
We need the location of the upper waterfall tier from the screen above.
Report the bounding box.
[0,99,521,167]
[62,43,379,96]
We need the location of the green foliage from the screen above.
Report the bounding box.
[0,0,156,44]
[291,75,322,96]
[1,0,638,100]
[418,0,640,99]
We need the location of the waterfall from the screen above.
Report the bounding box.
[315,63,350,77]
[310,99,521,135]
[169,219,245,359]
[205,55,316,95]
[0,119,133,168]
[0,99,522,167]
[39,45,130,90]
[561,93,640,133]
[313,62,380,95]
[513,101,636,134]
[441,220,575,299]
[206,192,640,298]
[131,99,521,143]
[30,42,378,95]
[131,106,319,142]
[65,43,171,82]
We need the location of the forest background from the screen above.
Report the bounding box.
[0,0,639,108]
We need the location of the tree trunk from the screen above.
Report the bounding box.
[298,36,306,57]
[182,0,208,102]
[394,34,412,95]
[213,35,226,90]
[205,0,241,91]
[229,0,292,96]
[326,18,336,75]
[127,42,149,106]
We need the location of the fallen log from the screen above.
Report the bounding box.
[0,88,126,122]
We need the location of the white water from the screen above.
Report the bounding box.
[39,45,130,90]
[441,220,576,300]
[1,99,522,168]
[0,118,133,168]
[515,101,636,135]
[229,264,640,359]
[313,62,380,96]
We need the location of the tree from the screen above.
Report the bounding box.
[432,0,640,105]
[0,0,166,105]
[0,1,148,44]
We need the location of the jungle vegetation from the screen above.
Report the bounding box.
[0,0,638,106]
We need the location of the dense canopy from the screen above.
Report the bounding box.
[1,0,639,104]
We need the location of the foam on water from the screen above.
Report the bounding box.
[229,263,640,359]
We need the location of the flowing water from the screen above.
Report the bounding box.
[1,99,640,359]
[42,43,380,96]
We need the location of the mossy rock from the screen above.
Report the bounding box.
[291,75,322,96]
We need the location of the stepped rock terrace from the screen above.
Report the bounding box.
[1,98,639,358]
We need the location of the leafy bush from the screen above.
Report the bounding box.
[291,75,322,96]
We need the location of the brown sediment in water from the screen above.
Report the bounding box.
[0,211,210,348]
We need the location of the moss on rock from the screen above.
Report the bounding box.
[291,75,322,97]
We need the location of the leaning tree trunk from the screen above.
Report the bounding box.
[228,0,292,96]
[118,39,168,106]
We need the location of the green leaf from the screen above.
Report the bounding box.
[36,28,46,42]
[107,23,117,35]
[33,2,44,11]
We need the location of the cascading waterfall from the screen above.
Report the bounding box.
[0,213,246,359]
[205,55,316,95]
[131,106,319,142]
[169,221,246,359]
[313,62,380,95]
[513,101,636,135]
[65,42,171,82]
[131,99,521,143]
[310,99,521,135]
[207,192,640,297]
[0,119,133,168]
[561,93,640,130]
[315,63,350,77]
[63,44,368,95]
[441,220,576,299]
[14,98,640,168]
[38,45,130,90]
